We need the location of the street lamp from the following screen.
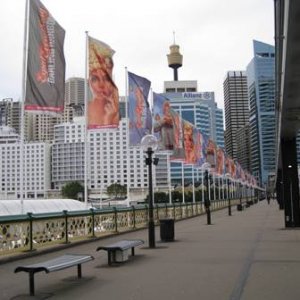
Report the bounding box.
[141,134,159,248]
[202,162,211,225]
[225,173,232,216]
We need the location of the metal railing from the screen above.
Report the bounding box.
[0,199,241,256]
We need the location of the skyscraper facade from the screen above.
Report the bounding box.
[0,126,51,199]
[0,98,21,135]
[65,77,85,107]
[223,71,249,160]
[246,40,275,185]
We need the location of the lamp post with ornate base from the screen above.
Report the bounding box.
[141,135,159,249]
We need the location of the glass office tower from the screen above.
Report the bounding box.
[246,40,275,185]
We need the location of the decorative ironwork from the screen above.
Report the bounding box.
[0,202,235,256]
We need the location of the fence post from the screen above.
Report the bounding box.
[90,208,95,238]
[145,204,149,227]
[63,210,69,244]
[132,205,136,229]
[180,203,183,219]
[27,212,33,251]
[173,203,176,220]
[114,207,118,233]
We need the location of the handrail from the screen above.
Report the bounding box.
[0,199,248,256]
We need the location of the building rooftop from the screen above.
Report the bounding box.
[0,199,88,216]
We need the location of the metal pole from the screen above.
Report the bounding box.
[227,178,231,216]
[205,170,211,225]
[146,147,155,248]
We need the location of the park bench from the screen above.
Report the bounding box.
[97,239,144,266]
[14,253,94,296]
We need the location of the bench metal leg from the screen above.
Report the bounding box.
[29,272,35,296]
[108,251,112,266]
[131,247,135,256]
[77,264,82,278]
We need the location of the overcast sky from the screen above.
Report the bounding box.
[0,0,274,109]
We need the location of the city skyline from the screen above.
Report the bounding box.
[0,0,274,109]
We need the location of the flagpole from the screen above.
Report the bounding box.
[84,31,89,207]
[181,162,185,204]
[20,0,30,213]
[202,169,204,209]
[192,165,195,203]
[150,89,155,204]
[125,67,130,207]
[168,153,172,204]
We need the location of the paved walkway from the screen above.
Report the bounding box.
[1,199,300,300]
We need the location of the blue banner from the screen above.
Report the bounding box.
[128,72,152,145]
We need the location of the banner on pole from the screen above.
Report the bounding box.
[88,36,119,129]
[25,0,65,114]
[128,72,152,145]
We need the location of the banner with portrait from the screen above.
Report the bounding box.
[170,109,185,161]
[206,138,217,170]
[194,128,206,167]
[128,72,152,146]
[88,36,119,129]
[183,120,196,165]
[25,0,65,114]
[216,147,225,175]
[153,93,175,152]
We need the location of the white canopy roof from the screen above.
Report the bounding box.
[0,199,89,216]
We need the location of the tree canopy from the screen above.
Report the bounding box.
[61,181,84,201]
[106,183,127,199]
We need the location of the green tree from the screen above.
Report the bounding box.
[61,181,84,201]
[172,190,182,203]
[107,183,127,199]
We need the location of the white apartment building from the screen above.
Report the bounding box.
[52,117,158,200]
[0,126,51,199]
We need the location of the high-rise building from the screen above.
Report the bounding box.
[64,77,86,123]
[162,87,224,147]
[161,81,224,185]
[236,124,251,171]
[246,40,275,185]
[223,71,249,160]
[65,77,85,107]
[0,98,21,135]
[51,111,164,200]
[0,126,51,199]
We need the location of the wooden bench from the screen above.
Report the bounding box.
[96,239,144,266]
[14,254,94,296]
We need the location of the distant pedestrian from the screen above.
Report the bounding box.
[267,195,271,204]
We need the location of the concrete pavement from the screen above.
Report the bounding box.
[1,199,300,300]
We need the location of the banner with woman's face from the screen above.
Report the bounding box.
[87,36,119,129]
[206,138,217,169]
[183,120,196,165]
[216,147,225,175]
[194,129,206,167]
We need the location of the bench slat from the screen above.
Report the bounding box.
[15,254,94,274]
[14,254,94,296]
